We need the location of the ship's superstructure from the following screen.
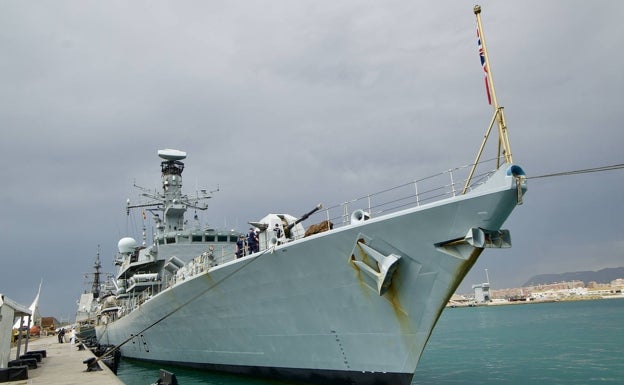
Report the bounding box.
[99,149,243,324]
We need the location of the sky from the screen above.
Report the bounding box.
[1,0,623,321]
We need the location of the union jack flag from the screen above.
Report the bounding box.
[477,28,492,105]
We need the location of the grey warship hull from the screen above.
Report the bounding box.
[96,165,525,385]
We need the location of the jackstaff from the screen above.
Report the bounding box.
[473,4,513,165]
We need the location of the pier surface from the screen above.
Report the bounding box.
[7,335,125,385]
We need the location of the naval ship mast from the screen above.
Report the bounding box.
[126,149,216,239]
[91,245,102,299]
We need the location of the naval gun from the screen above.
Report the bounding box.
[250,204,324,249]
[285,203,323,233]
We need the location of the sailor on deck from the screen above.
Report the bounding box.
[273,223,282,244]
[247,228,259,254]
[236,235,245,258]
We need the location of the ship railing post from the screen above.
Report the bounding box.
[414,181,420,206]
[367,195,372,217]
[449,169,457,197]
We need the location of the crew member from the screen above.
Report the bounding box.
[247,228,259,254]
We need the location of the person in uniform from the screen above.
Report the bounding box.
[247,228,259,254]
[274,223,282,242]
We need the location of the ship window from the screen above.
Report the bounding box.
[205,235,215,242]
[158,239,165,245]
[217,235,228,242]
[166,237,176,244]
[229,235,238,242]
[192,235,202,242]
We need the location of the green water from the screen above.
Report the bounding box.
[414,299,623,384]
[116,298,624,385]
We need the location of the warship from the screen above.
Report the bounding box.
[75,247,103,344]
[84,6,527,385]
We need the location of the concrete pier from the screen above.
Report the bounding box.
[7,335,125,385]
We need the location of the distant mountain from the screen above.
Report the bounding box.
[523,267,624,286]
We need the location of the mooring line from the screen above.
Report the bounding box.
[527,163,624,180]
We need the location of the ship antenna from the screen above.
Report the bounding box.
[463,5,514,194]
[91,245,102,299]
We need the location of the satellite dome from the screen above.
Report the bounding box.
[118,237,138,253]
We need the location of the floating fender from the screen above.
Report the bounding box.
[351,209,371,224]
[269,236,278,247]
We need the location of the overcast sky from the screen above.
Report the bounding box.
[1,1,623,321]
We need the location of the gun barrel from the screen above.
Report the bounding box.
[286,203,323,231]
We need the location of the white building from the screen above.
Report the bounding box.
[0,294,32,368]
[472,282,491,303]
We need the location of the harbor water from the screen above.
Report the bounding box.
[116,298,624,385]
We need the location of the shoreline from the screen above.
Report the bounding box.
[447,293,624,308]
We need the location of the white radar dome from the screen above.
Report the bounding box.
[118,237,138,253]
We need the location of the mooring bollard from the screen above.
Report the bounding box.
[82,357,102,372]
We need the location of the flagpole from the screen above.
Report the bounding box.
[463,5,514,194]
[474,4,513,165]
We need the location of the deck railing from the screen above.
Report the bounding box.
[307,158,502,229]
